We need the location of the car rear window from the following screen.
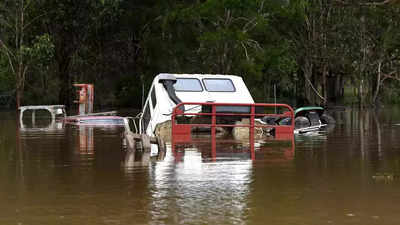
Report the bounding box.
[174,78,203,92]
[203,79,235,92]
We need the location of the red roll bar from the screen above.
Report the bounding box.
[171,102,294,140]
[171,102,295,161]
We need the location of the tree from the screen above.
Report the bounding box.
[0,0,53,109]
[36,0,122,106]
[156,0,297,102]
[366,5,400,105]
[277,0,346,106]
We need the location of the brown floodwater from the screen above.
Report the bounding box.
[1,106,400,225]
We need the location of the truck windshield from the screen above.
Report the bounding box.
[174,78,203,92]
[203,78,235,92]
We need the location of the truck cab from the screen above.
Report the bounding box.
[139,73,254,136]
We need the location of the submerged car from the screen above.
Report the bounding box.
[263,106,335,134]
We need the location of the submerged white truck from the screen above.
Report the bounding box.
[139,73,256,137]
[138,73,334,138]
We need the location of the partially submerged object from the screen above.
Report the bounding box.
[18,84,166,154]
[139,73,255,136]
[293,106,335,133]
[138,73,295,142]
[18,85,119,128]
[64,84,120,126]
[64,115,125,126]
[73,83,94,115]
[18,105,66,132]
[262,106,335,134]
[19,105,66,124]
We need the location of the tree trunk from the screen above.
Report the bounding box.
[322,64,328,106]
[372,60,382,105]
[15,65,25,110]
[303,60,313,105]
[359,79,364,108]
[16,88,21,110]
[335,74,343,101]
[359,15,366,108]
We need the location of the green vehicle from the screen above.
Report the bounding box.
[262,106,335,134]
[293,106,335,133]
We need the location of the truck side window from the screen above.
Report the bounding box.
[142,104,151,133]
[174,78,203,92]
[151,88,157,109]
[203,78,235,92]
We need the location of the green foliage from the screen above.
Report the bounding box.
[0,55,14,92]
[22,34,54,67]
[1,0,400,108]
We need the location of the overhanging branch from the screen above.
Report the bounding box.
[382,71,400,81]
[0,39,16,74]
[305,76,326,102]
[361,0,399,5]
[334,0,399,5]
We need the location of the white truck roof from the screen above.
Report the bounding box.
[155,73,254,104]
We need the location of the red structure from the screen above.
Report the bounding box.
[171,102,295,160]
[73,84,94,115]
[172,102,294,137]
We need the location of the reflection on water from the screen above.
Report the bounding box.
[78,126,94,154]
[171,134,295,163]
[149,148,253,224]
[1,107,400,224]
[123,149,152,167]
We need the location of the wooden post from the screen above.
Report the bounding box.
[141,134,151,151]
[125,132,137,150]
[157,137,165,152]
[250,105,255,160]
[211,105,216,161]
[32,110,36,126]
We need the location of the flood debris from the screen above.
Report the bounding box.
[123,117,166,153]
[19,105,66,124]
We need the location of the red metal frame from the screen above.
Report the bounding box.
[172,102,294,137]
[171,102,295,160]
[73,84,94,115]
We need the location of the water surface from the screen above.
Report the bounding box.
[1,107,400,225]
